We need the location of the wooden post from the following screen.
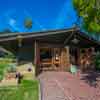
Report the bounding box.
[65,46,70,67]
[61,46,70,71]
[34,40,41,75]
[34,40,37,65]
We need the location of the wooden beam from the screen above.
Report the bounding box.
[34,40,37,65]
[64,31,74,45]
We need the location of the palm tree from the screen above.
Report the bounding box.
[24,17,33,29]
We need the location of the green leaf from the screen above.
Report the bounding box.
[73,0,100,34]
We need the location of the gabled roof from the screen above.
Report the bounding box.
[0,27,75,42]
[0,27,99,48]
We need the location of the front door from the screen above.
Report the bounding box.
[40,47,61,71]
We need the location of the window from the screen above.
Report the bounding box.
[40,48,52,62]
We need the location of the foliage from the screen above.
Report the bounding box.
[0,61,16,80]
[0,63,9,81]
[0,51,16,81]
[73,0,100,34]
[24,18,33,29]
[6,64,16,73]
[1,28,12,33]
[94,52,100,70]
[0,47,16,60]
[0,80,39,100]
[4,53,16,59]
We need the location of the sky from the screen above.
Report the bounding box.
[0,0,78,32]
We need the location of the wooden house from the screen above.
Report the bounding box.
[0,27,100,74]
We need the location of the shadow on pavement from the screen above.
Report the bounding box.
[80,70,100,88]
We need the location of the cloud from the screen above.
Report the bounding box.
[9,19,16,26]
[8,18,21,32]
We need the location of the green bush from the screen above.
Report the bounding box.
[0,51,16,81]
[4,53,15,59]
[6,64,16,73]
[0,63,9,81]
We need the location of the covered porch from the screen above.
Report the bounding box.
[33,28,100,74]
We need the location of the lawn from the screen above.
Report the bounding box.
[0,63,9,80]
[0,80,39,100]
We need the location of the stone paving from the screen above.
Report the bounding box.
[38,71,100,100]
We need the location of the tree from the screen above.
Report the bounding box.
[73,0,100,34]
[1,28,12,33]
[24,18,33,29]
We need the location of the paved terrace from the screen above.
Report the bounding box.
[38,71,100,100]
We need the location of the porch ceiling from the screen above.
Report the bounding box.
[35,31,71,43]
[34,31,100,48]
[66,32,100,48]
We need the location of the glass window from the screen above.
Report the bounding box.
[40,48,52,62]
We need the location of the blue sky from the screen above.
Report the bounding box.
[0,0,78,32]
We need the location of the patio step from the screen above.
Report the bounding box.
[40,66,60,71]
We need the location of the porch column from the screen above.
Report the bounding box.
[65,46,70,67]
[34,40,40,75]
[34,40,40,65]
[61,46,70,71]
[34,40,37,65]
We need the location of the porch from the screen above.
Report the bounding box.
[33,28,99,74]
[34,42,70,72]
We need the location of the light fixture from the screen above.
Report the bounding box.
[16,35,23,47]
[71,35,79,44]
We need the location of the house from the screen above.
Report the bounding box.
[0,27,100,75]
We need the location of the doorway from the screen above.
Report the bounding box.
[39,47,61,71]
[69,47,79,66]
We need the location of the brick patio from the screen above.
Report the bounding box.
[38,71,100,100]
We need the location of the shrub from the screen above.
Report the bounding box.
[0,63,9,81]
[0,51,16,81]
[6,64,16,73]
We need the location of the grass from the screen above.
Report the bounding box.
[0,63,9,80]
[0,80,39,100]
